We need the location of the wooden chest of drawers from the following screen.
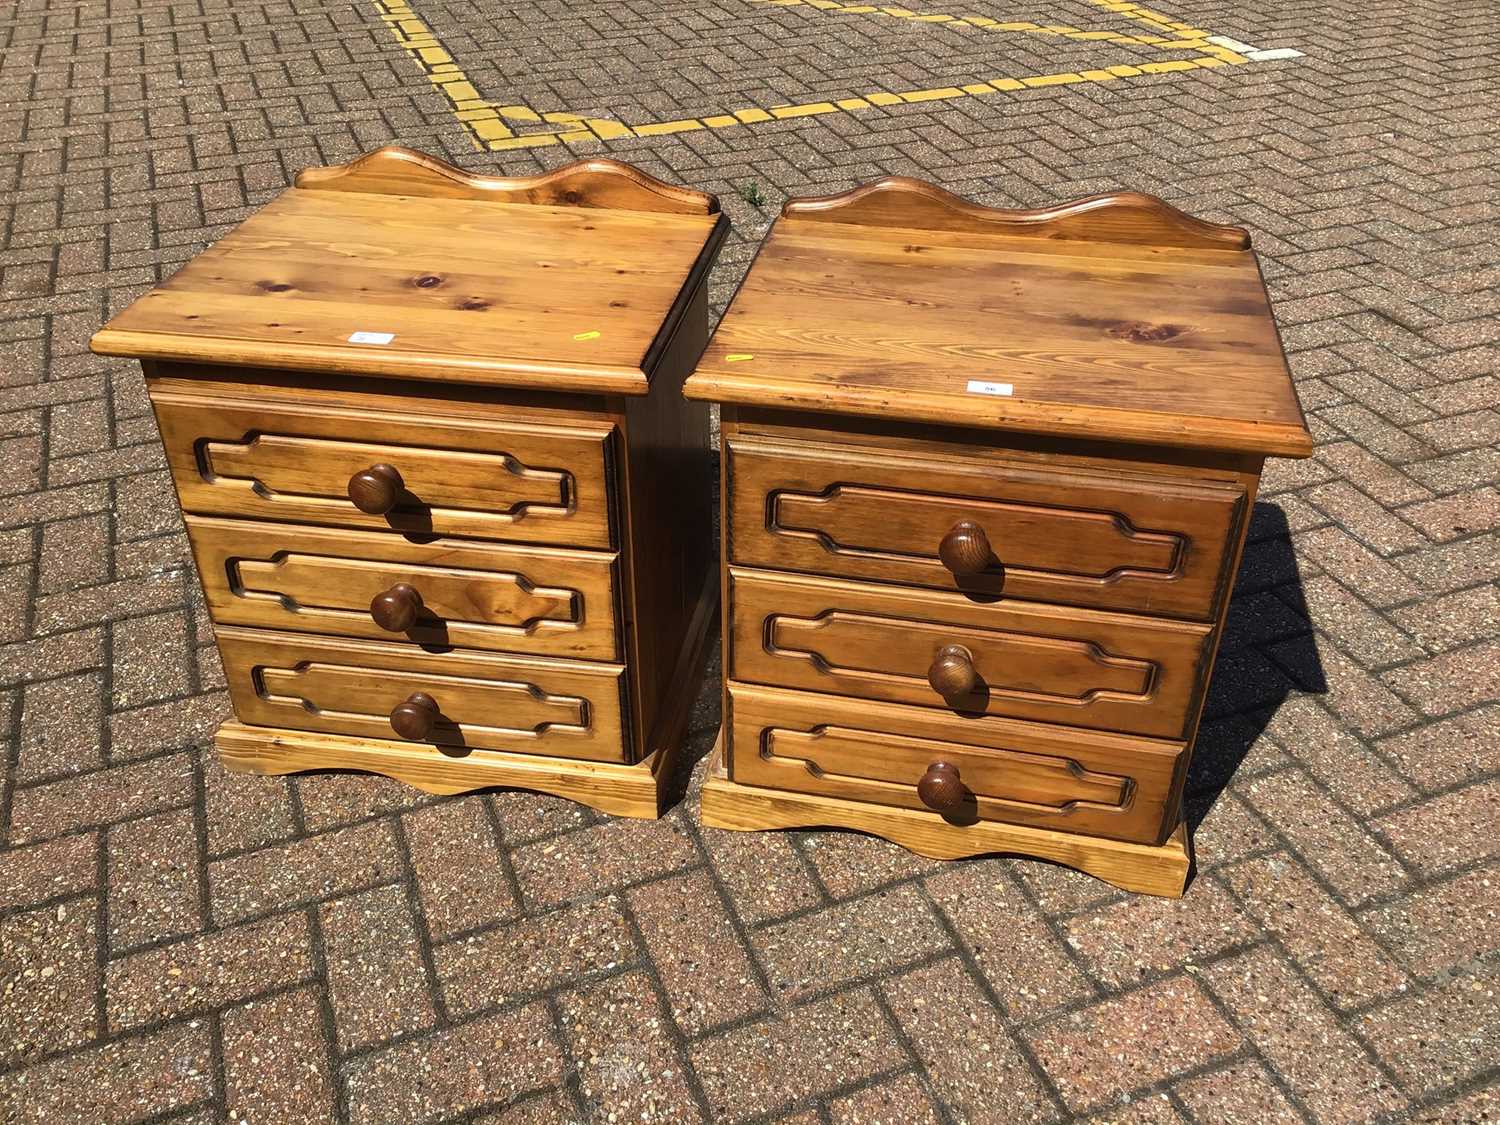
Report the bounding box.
[92,146,728,817]
[685,179,1312,894]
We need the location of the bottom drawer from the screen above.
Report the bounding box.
[218,627,630,763]
[727,682,1186,844]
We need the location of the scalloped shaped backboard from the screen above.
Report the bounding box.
[687,179,1309,458]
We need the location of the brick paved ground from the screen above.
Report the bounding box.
[1,0,1496,1120]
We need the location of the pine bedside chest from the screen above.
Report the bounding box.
[686,178,1312,895]
[92,146,727,818]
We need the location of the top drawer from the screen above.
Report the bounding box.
[150,387,616,549]
[727,437,1246,621]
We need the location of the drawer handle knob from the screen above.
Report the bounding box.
[348,463,404,515]
[918,761,966,812]
[938,520,992,576]
[928,644,979,699]
[370,583,423,632]
[390,692,439,741]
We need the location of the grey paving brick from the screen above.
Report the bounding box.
[0,0,1494,1117]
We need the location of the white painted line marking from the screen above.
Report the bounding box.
[1207,34,1303,61]
[1207,34,1255,53]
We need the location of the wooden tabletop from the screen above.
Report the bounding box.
[686,179,1311,457]
[92,147,728,395]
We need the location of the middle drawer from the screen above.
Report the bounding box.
[728,567,1213,740]
[189,517,620,660]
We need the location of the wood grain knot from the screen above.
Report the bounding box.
[257,280,293,292]
[1107,321,1190,343]
[457,297,491,311]
[413,274,444,288]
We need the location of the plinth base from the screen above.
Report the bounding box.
[217,722,678,819]
[699,734,1191,897]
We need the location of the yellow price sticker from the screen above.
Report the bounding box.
[725,353,755,362]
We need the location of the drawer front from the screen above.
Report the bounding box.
[728,683,1186,844]
[218,628,629,763]
[729,567,1212,739]
[152,388,616,548]
[727,437,1245,621]
[189,517,619,660]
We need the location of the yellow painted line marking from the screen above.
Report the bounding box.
[573,330,601,341]
[375,0,1284,153]
[367,0,636,150]
[1078,0,1246,60]
[901,86,965,102]
[740,0,1229,55]
[474,50,1237,149]
[635,118,705,135]
[770,101,840,118]
[725,354,755,362]
[582,118,635,140]
[1023,72,1086,86]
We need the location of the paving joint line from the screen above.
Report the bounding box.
[1210,809,1432,1015]
[1162,942,1337,1124]
[676,815,784,1002]
[389,812,453,1028]
[611,892,723,1120]
[915,878,1076,1117]
[477,792,534,934]
[542,990,592,1121]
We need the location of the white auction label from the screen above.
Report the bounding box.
[348,331,395,345]
[966,380,1014,397]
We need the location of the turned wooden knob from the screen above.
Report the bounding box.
[928,644,979,698]
[370,583,423,632]
[918,762,966,812]
[390,692,439,741]
[938,520,992,576]
[348,463,403,515]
